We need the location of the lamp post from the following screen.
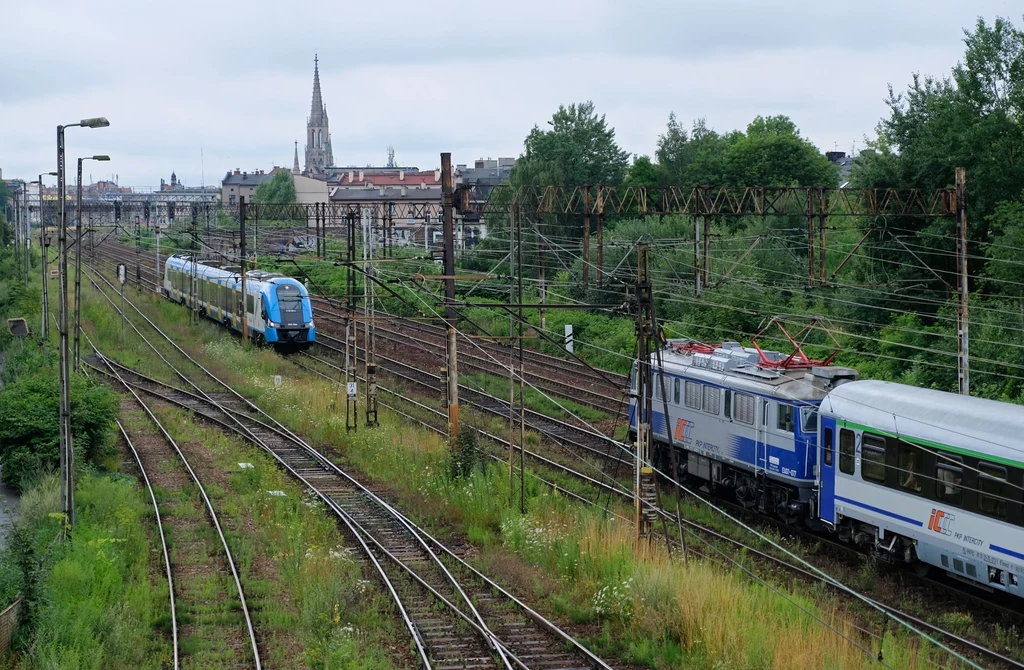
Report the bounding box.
[57,116,109,533]
[74,155,110,370]
[39,172,58,341]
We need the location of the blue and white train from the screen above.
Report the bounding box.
[162,253,315,351]
[631,339,1024,599]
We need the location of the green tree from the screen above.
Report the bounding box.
[0,180,10,213]
[723,115,837,186]
[511,101,630,187]
[253,170,297,204]
[656,115,729,185]
[624,155,660,188]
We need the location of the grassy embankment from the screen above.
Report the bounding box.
[76,277,977,670]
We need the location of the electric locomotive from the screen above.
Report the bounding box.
[631,339,857,525]
[162,254,315,351]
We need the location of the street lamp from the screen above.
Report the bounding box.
[56,117,109,533]
[74,155,110,371]
[39,172,58,341]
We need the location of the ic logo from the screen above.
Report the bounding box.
[928,509,955,536]
[674,419,694,444]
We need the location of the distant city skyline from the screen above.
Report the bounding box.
[1,0,1019,187]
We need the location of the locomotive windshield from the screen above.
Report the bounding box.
[275,285,305,326]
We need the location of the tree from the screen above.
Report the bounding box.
[511,101,630,187]
[253,170,297,204]
[723,115,837,187]
[0,180,9,213]
[624,155,660,188]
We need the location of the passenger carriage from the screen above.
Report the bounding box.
[162,253,315,351]
[819,380,1024,596]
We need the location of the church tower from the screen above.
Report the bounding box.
[304,54,334,173]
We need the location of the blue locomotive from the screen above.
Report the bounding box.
[632,338,1024,599]
[162,253,315,351]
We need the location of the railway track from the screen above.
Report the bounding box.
[291,351,1024,670]
[89,237,1024,667]
[83,261,613,670]
[87,353,262,668]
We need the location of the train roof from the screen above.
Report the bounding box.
[822,380,1024,466]
[166,255,305,289]
[656,339,857,403]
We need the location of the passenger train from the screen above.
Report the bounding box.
[631,339,1024,599]
[162,254,315,351]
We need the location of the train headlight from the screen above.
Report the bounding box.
[305,321,313,328]
[268,321,281,328]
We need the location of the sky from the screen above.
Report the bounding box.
[1,0,1019,189]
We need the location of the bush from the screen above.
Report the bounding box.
[448,425,479,480]
[0,349,119,491]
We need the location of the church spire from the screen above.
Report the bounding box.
[309,53,324,123]
[304,54,334,172]
[293,140,300,175]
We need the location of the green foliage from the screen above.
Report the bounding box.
[512,101,630,188]
[20,474,168,667]
[447,425,480,480]
[624,155,659,188]
[0,180,10,213]
[0,346,119,491]
[656,113,835,187]
[253,170,297,204]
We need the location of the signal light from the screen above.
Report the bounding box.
[114,201,122,222]
[168,202,175,221]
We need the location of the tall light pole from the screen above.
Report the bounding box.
[39,172,58,341]
[74,155,110,370]
[57,116,109,532]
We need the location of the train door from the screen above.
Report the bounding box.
[817,417,837,524]
[755,398,769,473]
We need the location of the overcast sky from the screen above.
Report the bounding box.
[1,1,1018,188]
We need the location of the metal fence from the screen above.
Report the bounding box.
[0,596,20,657]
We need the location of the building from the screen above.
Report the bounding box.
[221,168,279,205]
[304,55,334,173]
[826,151,855,188]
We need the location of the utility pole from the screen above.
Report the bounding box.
[956,167,969,396]
[583,187,591,286]
[13,189,22,284]
[363,210,378,427]
[239,197,248,343]
[441,153,459,447]
[634,243,657,543]
[23,185,31,287]
[538,212,546,331]
[345,212,358,431]
[40,181,50,341]
[56,124,73,531]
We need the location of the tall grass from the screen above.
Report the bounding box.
[25,474,169,669]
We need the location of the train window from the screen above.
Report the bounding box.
[823,427,833,466]
[861,434,887,483]
[979,462,1009,519]
[685,381,701,410]
[734,394,754,424]
[673,379,680,405]
[724,390,731,419]
[777,405,794,433]
[839,429,855,474]
[655,374,663,400]
[702,386,719,415]
[935,454,963,506]
[246,295,255,314]
[897,440,926,494]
